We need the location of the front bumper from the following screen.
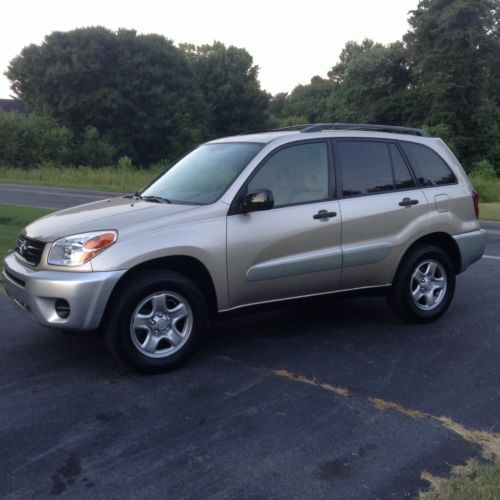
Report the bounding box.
[453,229,487,272]
[2,253,126,331]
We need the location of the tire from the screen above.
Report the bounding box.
[104,270,208,373]
[387,244,456,323]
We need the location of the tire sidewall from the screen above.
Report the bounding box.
[106,271,207,373]
[391,245,456,322]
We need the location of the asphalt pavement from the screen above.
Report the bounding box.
[0,183,123,209]
[1,224,499,498]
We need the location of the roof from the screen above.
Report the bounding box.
[208,123,433,146]
[0,99,28,115]
[209,131,298,144]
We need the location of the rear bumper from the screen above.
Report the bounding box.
[453,229,487,272]
[2,253,125,331]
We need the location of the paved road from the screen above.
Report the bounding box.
[1,228,499,498]
[0,183,123,209]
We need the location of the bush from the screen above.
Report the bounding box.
[75,126,116,167]
[471,159,496,178]
[0,110,73,167]
[468,159,500,202]
[0,110,117,168]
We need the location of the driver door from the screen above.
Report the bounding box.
[226,140,342,308]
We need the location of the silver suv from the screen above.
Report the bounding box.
[3,123,486,372]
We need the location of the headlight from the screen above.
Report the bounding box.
[48,231,117,266]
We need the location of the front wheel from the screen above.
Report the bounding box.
[105,270,208,373]
[388,245,456,323]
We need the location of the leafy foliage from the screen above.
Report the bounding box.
[325,40,412,125]
[6,27,207,165]
[0,110,115,167]
[3,3,500,177]
[275,0,500,173]
[181,42,269,136]
[269,77,333,126]
[404,0,500,166]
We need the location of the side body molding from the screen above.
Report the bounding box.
[246,242,392,282]
[246,247,342,282]
[342,243,392,268]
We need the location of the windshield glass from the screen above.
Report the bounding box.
[142,142,264,204]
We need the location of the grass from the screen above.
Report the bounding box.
[479,203,500,221]
[422,459,500,499]
[0,204,54,281]
[421,459,500,499]
[0,164,164,193]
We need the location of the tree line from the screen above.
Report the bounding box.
[2,0,500,175]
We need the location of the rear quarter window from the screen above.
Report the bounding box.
[400,142,456,187]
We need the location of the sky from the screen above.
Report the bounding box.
[0,0,420,99]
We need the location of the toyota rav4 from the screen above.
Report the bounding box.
[2,123,486,372]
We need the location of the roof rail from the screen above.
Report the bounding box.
[273,124,310,132]
[301,123,430,137]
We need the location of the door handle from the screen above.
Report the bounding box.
[313,209,337,220]
[399,197,419,207]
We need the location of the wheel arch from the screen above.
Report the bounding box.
[392,232,462,284]
[102,256,218,328]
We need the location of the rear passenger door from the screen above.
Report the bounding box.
[334,139,428,290]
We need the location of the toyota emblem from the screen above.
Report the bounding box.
[19,240,28,255]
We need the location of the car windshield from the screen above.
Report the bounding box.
[141,142,264,204]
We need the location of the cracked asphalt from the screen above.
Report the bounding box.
[0,184,499,498]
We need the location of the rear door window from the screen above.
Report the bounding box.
[400,142,456,187]
[336,140,415,197]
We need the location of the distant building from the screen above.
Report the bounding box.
[0,99,28,115]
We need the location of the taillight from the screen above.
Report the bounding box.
[472,190,480,219]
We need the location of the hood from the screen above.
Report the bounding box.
[24,196,201,241]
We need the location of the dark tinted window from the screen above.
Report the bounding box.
[390,144,416,189]
[400,142,456,186]
[248,142,329,207]
[337,141,395,196]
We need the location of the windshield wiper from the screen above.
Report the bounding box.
[124,191,143,199]
[140,195,172,204]
[124,192,171,203]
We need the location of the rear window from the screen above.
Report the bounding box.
[400,142,456,187]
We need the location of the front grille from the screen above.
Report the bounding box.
[15,235,45,266]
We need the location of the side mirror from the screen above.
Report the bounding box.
[242,189,274,213]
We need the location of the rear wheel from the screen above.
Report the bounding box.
[388,245,456,323]
[105,270,207,373]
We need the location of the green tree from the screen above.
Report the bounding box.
[6,27,207,165]
[324,40,412,125]
[404,0,500,167]
[270,77,333,126]
[181,41,269,136]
